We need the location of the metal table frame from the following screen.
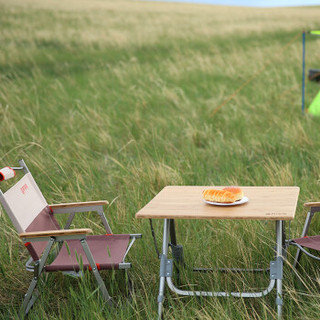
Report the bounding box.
[157,218,286,320]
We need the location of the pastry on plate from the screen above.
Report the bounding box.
[222,187,243,201]
[202,189,237,203]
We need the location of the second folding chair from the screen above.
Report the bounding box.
[290,202,320,267]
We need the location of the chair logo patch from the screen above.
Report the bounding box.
[21,184,29,195]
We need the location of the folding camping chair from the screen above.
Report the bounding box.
[290,202,320,268]
[0,159,141,316]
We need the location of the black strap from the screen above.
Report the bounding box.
[149,219,160,258]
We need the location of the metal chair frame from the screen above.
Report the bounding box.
[0,159,141,316]
[292,204,320,268]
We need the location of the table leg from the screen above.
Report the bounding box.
[169,219,185,285]
[276,220,284,319]
[169,219,177,246]
[157,219,170,320]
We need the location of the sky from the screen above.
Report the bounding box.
[149,0,320,7]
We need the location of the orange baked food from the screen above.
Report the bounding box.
[222,187,243,201]
[202,189,237,203]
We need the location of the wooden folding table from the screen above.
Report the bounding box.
[136,186,300,319]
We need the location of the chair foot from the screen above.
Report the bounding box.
[25,291,39,315]
[20,277,40,318]
[62,270,84,278]
[106,297,113,307]
[125,269,134,301]
[19,292,39,319]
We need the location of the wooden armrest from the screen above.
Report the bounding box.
[49,201,109,209]
[304,202,320,207]
[19,228,92,239]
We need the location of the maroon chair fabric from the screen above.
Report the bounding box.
[293,235,320,251]
[25,206,61,261]
[45,234,130,272]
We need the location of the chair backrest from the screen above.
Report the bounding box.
[0,161,60,260]
[1,173,48,233]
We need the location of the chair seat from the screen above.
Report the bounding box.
[293,235,320,251]
[45,234,130,272]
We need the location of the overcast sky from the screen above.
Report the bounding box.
[149,0,320,7]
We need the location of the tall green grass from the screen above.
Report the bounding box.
[1,0,320,319]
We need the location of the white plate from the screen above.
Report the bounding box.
[204,196,249,206]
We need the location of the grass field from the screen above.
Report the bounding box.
[1,0,320,319]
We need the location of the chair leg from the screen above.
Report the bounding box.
[20,238,55,317]
[92,269,113,306]
[80,239,113,306]
[125,269,134,300]
[20,277,39,317]
[293,211,314,269]
[24,289,39,315]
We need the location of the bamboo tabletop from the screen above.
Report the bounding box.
[135,186,300,220]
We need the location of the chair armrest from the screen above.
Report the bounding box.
[19,228,92,239]
[130,234,142,239]
[304,202,320,207]
[49,200,112,233]
[49,201,109,210]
